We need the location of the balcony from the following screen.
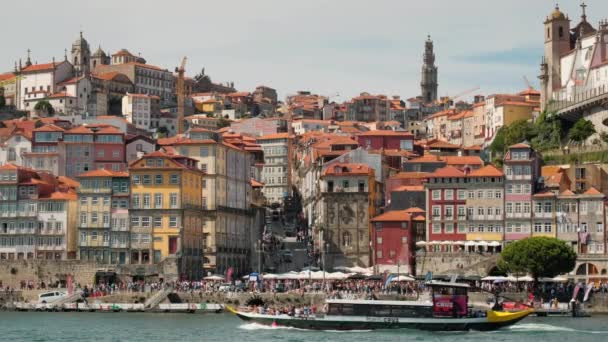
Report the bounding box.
[0,212,17,218]
[505,174,531,181]
[547,83,608,119]
[534,212,553,219]
[506,212,530,219]
[17,211,37,217]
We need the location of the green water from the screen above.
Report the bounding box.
[0,312,606,341]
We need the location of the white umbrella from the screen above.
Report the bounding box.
[440,241,451,245]
[203,275,225,281]
[263,273,280,279]
[390,275,416,282]
[488,241,501,247]
[454,241,466,245]
[428,241,440,245]
[481,276,507,281]
[477,241,489,246]
[415,241,427,246]
[464,241,476,247]
[539,276,568,282]
[327,272,350,280]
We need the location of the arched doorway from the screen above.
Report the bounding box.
[575,263,599,276]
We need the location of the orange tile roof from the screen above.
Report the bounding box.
[257,133,291,140]
[509,143,530,149]
[323,163,373,176]
[427,140,460,149]
[429,166,466,178]
[533,191,556,198]
[21,62,59,73]
[96,126,123,134]
[357,130,413,137]
[463,145,482,151]
[371,210,413,222]
[582,187,603,196]
[34,124,65,132]
[251,179,264,187]
[444,156,483,166]
[0,73,15,81]
[65,126,94,134]
[404,207,425,214]
[498,101,538,107]
[41,190,78,201]
[393,185,425,192]
[57,176,80,188]
[77,169,129,178]
[48,92,74,98]
[559,189,576,196]
[125,62,166,71]
[113,49,135,57]
[0,163,20,170]
[467,164,503,177]
[518,88,540,96]
[94,71,129,82]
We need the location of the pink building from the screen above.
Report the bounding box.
[357,130,414,150]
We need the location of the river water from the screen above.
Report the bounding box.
[0,312,606,342]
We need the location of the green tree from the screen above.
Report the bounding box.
[531,111,562,151]
[489,119,536,155]
[569,118,596,145]
[498,237,576,281]
[217,117,231,128]
[34,100,55,116]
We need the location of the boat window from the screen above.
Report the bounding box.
[370,305,392,316]
[328,304,341,315]
[341,304,354,315]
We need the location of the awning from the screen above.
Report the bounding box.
[464,241,476,247]
[454,241,466,245]
[415,241,427,246]
[488,241,501,247]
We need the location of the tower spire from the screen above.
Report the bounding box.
[420,35,438,104]
[581,2,587,22]
[25,49,32,67]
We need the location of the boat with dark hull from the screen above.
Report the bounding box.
[227,281,533,332]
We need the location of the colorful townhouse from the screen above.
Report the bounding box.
[129,151,204,279]
[76,169,130,264]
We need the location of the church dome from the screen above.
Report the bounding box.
[551,5,566,20]
[92,46,106,57]
[72,31,90,50]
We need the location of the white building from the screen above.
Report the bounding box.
[122,93,160,133]
[18,60,74,113]
[0,132,31,167]
[257,133,290,205]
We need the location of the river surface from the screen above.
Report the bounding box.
[0,312,606,342]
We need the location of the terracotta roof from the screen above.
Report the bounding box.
[93,72,128,82]
[404,207,425,214]
[125,62,166,71]
[427,140,460,149]
[77,169,129,178]
[582,187,603,196]
[428,166,466,178]
[34,124,65,132]
[468,164,503,177]
[257,133,291,140]
[65,126,93,134]
[533,191,556,198]
[0,163,20,170]
[559,189,576,196]
[323,163,373,176]
[21,62,60,73]
[113,49,135,57]
[444,156,483,166]
[96,126,123,134]
[357,130,413,137]
[251,179,264,187]
[542,166,566,187]
[509,143,530,149]
[393,185,425,192]
[41,190,78,201]
[48,92,74,99]
[371,210,417,222]
[498,101,537,107]
[463,145,482,151]
[518,88,540,96]
[0,73,15,82]
[57,176,80,188]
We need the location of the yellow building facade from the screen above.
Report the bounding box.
[129,151,204,279]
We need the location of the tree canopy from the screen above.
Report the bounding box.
[568,118,596,145]
[489,111,564,154]
[498,237,576,280]
[217,117,231,128]
[489,119,536,154]
[34,100,55,115]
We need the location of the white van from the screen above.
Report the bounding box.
[38,291,66,304]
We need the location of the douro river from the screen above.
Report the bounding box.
[0,312,606,341]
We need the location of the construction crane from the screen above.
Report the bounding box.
[176,56,187,135]
[440,86,480,108]
[523,75,535,90]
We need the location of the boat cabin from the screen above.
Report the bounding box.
[427,281,470,318]
[326,299,433,318]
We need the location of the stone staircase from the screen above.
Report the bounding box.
[144,286,174,309]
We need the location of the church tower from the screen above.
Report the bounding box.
[71,31,91,76]
[420,35,438,104]
[542,5,571,104]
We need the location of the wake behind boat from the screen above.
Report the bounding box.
[227,281,533,332]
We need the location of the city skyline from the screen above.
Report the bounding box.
[3,1,607,100]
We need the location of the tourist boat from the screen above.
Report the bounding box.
[226,281,533,331]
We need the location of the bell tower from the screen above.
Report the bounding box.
[420,35,438,104]
[543,5,571,103]
[71,31,91,76]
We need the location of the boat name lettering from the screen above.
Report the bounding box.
[383,317,398,323]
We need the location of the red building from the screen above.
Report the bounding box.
[357,130,414,151]
[371,208,425,275]
[424,166,468,251]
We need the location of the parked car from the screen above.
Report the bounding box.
[38,291,66,304]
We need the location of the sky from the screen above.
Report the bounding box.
[3,0,608,102]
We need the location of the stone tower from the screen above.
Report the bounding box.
[542,5,571,106]
[420,35,438,104]
[71,31,91,76]
[91,46,110,70]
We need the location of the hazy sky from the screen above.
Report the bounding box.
[3,1,608,101]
